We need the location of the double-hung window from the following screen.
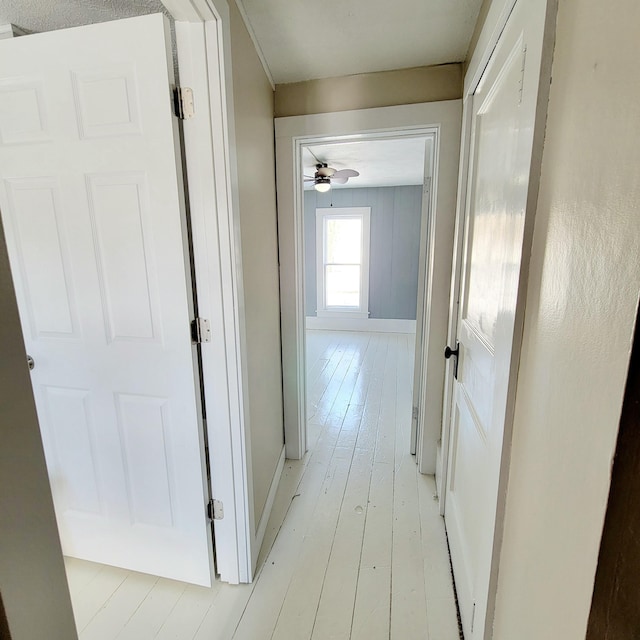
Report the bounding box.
[316,207,370,318]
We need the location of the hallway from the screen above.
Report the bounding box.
[64,330,459,639]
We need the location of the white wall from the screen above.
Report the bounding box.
[492,0,640,636]
[0,220,77,639]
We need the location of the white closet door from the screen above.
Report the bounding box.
[444,0,548,635]
[0,14,213,586]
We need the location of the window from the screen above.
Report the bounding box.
[316,207,370,318]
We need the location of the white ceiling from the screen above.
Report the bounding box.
[302,137,432,190]
[237,0,483,84]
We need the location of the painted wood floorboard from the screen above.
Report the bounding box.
[65,330,459,640]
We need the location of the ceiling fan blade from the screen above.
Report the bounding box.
[316,165,336,177]
[331,168,359,178]
[304,177,316,182]
[331,176,349,184]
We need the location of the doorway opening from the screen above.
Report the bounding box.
[300,134,435,462]
[286,127,450,473]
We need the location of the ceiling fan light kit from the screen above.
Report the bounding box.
[314,177,332,192]
[305,162,360,192]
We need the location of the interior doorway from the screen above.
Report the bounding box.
[274,100,462,484]
[300,135,434,460]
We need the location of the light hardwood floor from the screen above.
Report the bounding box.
[65,330,460,640]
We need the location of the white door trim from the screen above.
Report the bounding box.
[162,0,255,584]
[440,0,556,633]
[275,101,461,462]
[410,168,433,456]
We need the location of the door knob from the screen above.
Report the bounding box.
[27,355,35,370]
[444,343,459,359]
[444,342,459,379]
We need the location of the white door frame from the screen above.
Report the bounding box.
[439,0,556,630]
[410,150,433,456]
[161,0,255,584]
[275,101,461,462]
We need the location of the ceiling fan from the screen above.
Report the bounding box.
[304,163,359,192]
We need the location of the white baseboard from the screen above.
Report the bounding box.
[253,445,286,566]
[306,316,416,334]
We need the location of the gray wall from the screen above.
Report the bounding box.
[305,185,423,320]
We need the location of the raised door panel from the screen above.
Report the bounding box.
[3,178,79,339]
[116,393,175,529]
[71,65,142,139]
[0,78,50,145]
[86,172,160,344]
[41,386,102,515]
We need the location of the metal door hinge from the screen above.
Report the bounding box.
[519,46,528,105]
[191,317,211,344]
[412,406,419,422]
[207,499,224,521]
[173,86,195,120]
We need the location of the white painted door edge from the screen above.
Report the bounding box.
[163,0,255,584]
[275,102,462,464]
[411,152,434,456]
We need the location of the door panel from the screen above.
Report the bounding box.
[445,0,548,636]
[5,178,79,337]
[0,15,212,586]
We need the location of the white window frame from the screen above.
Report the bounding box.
[315,207,370,319]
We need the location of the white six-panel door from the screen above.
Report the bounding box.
[0,14,213,586]
[444,0,548,636]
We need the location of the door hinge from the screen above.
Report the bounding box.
[173,86,195,120]
[412,406,419,422]
[519,45,527,105]
[207,499,224,521]
[191,317,211,344]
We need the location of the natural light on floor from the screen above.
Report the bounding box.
[63,330,460,640]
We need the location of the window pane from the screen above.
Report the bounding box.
[326,218,361,264]
[326,265,360,307]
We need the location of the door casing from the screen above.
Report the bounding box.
[155,0,258,584]
[275,101,462,465]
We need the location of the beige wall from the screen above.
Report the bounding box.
[229,1,285,528]
[274,63,462,117]
[0,220,77,639]
[492,0,640,637]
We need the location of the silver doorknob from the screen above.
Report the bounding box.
[27,355,35,370]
